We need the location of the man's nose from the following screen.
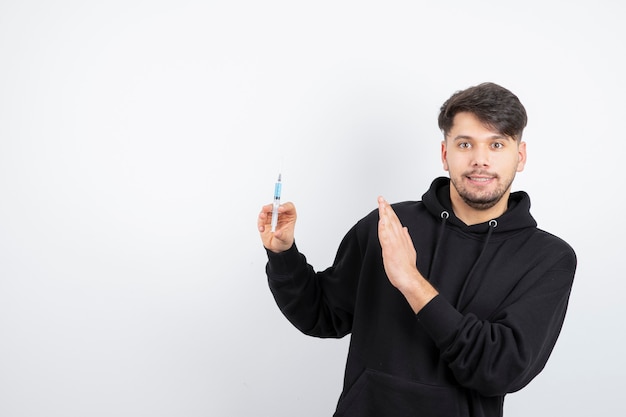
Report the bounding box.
[471,147,490,167]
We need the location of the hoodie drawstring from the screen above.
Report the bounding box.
[455,219,498,310]
[428,211,449,277]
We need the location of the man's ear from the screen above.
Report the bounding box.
[441,140,449,171]
[517,141,527,172]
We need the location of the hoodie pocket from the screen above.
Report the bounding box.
[335,368,468,417]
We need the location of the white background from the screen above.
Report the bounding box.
[0,1,622,416]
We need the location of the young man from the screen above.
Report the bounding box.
[257,82,576,417]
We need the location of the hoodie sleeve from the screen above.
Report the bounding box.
[265,224,363,338]
[416,244,576,397]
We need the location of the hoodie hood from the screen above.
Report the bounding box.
[421,177,539,311]
[422,177,537,234]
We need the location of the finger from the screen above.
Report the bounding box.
[258,215,267,233]
[382,199,400,224]
[378,197,403,235]
[258,208,270,222]
[258,207,272,232]
[378,196,389,225]
[378,197,394,220]
[402,227,413,250]
[278,201,295,213]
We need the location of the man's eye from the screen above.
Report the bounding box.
[459,142,471,149]
[492,142,504,149]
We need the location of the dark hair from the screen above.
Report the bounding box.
[438,82,528,141]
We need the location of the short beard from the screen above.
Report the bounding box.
[458,192,501,210]
[450,174,514,211]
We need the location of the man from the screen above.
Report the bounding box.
[257,82,576,417]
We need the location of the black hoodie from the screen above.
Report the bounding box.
[266,177,576,417]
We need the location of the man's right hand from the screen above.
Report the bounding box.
[258,202,297,253]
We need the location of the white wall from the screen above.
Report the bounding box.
[0,1,622,416]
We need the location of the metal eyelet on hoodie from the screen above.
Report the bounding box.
[441,211,450,219]
[489,219,498,228]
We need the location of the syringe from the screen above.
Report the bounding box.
[271,173,282,232]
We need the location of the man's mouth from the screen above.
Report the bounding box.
[466,174,497,183]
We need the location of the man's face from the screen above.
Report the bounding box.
[441,112,526,211]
